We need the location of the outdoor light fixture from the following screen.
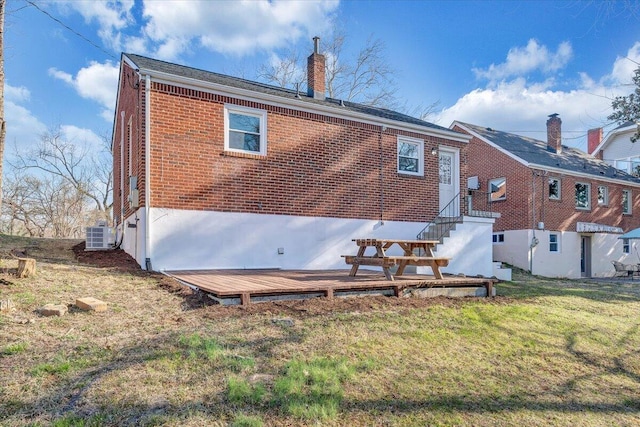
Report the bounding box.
[431,147,438,156]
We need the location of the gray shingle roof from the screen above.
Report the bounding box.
[124,53,453,133]
[459,121,640,185]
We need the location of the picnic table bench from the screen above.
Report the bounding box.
[343,238,450,281]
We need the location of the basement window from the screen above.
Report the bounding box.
[492,233,505,244]
[224,105,267,156]
[549,233,560,253]
[623,238,630,254]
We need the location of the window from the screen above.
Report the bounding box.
[623,238,630,254]
[397,136,424,176]
[623,189,632,214]
[224,105,267,155]
[549,233,560,252]
[489,177,506,201]
[597,186,608,206]
[575,182,591,210]
[492,233,505,244]
[612,157,640,177]
[548,178,560,200]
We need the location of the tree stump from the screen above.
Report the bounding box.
[17,258,36,278]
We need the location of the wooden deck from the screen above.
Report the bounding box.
[165,269,496,305]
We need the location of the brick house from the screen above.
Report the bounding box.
[111,43,495,275]
[452,115,640,278]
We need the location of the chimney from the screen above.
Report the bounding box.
[587,127,603,157]
[546,113,562,154]
[307,36,325,100]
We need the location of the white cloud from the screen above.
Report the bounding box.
[60,125,104,150]
[5,100,47,150]
[49,61,119,121]
[473,39,573,82]
[438,41,640,151]
[141,0,339,60]
[5,84,31,103]
[54,0,135,51]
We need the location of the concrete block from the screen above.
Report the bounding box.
[75,297,107,312]
[408,286,496,298]
[38,304,68,317]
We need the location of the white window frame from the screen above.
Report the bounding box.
[575,182,591,210]
[622,189,632,214]
[548,178,561,200]
[623,238,630,254]
[397,136,424,176]
[597,185,608,206]
[492,233,505,245]
[224,104,267,156]
[489,177,506,202]
[549,233,560,253]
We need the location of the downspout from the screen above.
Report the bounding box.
[144,74,152,270]
[119,111,125,244]
[529,170,539,273]
[378,126,385,226]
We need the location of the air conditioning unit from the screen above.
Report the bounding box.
[85,226,115,250]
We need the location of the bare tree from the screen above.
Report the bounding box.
[258,30,401,110]
[0,0,6,214]
[11,126,112,223]
[1,170,87,238]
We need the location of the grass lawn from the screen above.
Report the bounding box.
[1,234,639,426]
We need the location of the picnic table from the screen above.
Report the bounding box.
[343,238,450,281]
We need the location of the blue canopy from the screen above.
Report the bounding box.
[619,227,640,239]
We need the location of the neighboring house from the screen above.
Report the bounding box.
[452,115,640,279]
[111,41,495,276]
[590,121,639,175]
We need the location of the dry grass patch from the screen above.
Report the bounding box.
[1,236,640,426]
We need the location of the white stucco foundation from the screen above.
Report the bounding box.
[492,228,631,278]
[119,208,495,277]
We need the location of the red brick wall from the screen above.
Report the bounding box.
[143,82,468,222]
[455,124,640,232]
[113,62,145,226]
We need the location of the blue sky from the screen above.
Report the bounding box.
[5,0,640,159]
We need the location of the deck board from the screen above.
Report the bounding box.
[165,269,495,305]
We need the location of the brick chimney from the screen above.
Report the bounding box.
[587,127,603,157]
[307,36,325,100]
[546,113,562,154]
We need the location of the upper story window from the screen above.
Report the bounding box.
[548,178,560,200]
[597,186,608,206]
[612,157,640,177]
[397,136,424,176]
[575,182,591,210]
[224,105,267,156]
[623,189,632,214]
[489,177,506,202]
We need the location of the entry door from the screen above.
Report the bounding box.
[439,148,459,215]
[581,236,592,277]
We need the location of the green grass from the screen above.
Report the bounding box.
[3,237,640,426]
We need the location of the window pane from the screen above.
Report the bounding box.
[489,178,506,201]
[439,154,452,185]
[549,179,559,199]
[398,142,418,158]
[229,131,260,152]
[229,113,260,134]
[597,186,607,205]
[623,190,631,213]
[575,183,589,208]
[399,157,418,173]
[624,238,630,253]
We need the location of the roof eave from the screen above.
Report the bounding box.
[528,162,640,187]
[133,61,471,143]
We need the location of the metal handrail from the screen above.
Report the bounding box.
[416,192,463,242]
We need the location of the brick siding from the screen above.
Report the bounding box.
[113,65,468,225]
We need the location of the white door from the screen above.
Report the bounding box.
[439,148,459,215]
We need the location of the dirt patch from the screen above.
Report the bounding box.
[70,241,507,318]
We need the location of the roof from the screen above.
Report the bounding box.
[455,121,640,186]
[123,53,456,136]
